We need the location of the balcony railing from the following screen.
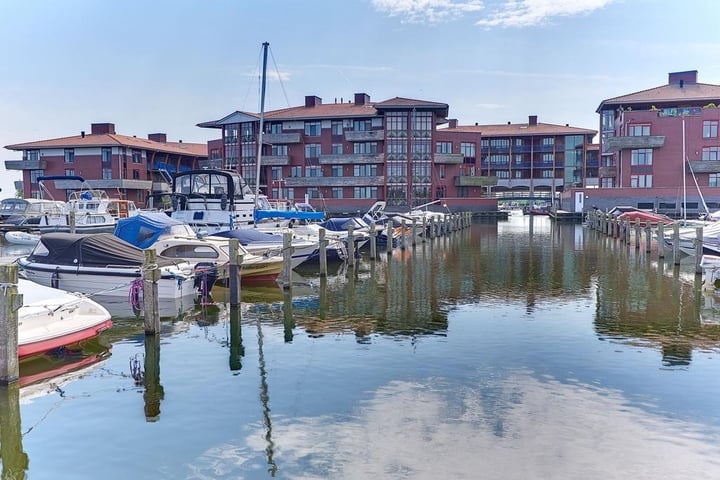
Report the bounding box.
[262,132,302,144]
[599,166,617,177]
[433,153,464,164]
[344,130,384,142]
[604,135,665,152]
[262,155,290,166]
[4,159,47,170]
[688,160,720,173]
[454,176,497,187]
[282,176,384,187]
[318,153,384,164]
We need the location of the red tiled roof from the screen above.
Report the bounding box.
[6,133,207,156]
[442,122,596,136]
[373,97,449,109]
[264,103,379,120]
[597,82,720,112]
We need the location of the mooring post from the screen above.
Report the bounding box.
[624,219,631,244]
[318,228,328,277]
[143,249,161,335]
[369,221,377,260]
[143,334,163,422]
[228,238,242,307]
[411,218,417,247]
[658,223,665,258]
[422,216,427,242]
[282,232,293,289]
[634,219,641,250]
[69,210,76,234]
[401,219,407,250]
[429,217,435,240]
[645,222,652,252]
[347,223,355,268]
[0,382,28,475]
[0,264,21,385]
[673,223,681,265]
[386,220,393,255]
[695,226,704,274]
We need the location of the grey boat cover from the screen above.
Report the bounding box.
[28,233,183,267]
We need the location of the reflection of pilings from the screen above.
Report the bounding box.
[256,318,277,476]
[143,334,163,422]
[283,288,294,343]
[319,276,328,320]
[229,306,244,371]
[0,384,28,479]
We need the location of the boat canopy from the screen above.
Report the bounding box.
[254,209,325,223]
[172,169,253,200]
[114,211,193,248]
[28,233,184,267]
[319,217,368,232]
[212,228,284,245]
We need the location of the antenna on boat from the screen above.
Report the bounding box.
[254,42,269,213]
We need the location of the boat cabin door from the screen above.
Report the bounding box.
[118,202,129,218]
[574,191,584,213]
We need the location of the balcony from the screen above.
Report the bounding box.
[263,132,302,144]
[198,159,223,169]
[283,176,384,187]
[688,160,720,173]
[496,178,562,189]
[262,155,290,166]
[152,181,171,193]
[599,166,617,177]
[454,176,497,187]
[83,179,153,190]
[344,130,384,142]
[434,153,464,164]
[4,159,47,170]
[319,153,384,164]
[603,135,665,152]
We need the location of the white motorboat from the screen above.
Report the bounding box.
[18,279,113,359]
[18,233,196,299]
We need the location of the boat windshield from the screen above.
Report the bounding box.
[167,224,197,237]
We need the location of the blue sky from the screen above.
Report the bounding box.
[1,0,719,197]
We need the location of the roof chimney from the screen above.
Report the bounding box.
[449,119,458,129]
[81,131,85,138]
[507,121,511,125]
[354,93,370,106]
[148,133,167,143]
[529,115,538,126]
[91,123,116,135]
[668,70,698,85]
[305,95,322,108]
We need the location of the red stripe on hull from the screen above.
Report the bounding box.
[18,320,113,359]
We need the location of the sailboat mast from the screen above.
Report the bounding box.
[682,113,687,221]
[254,41,269,211]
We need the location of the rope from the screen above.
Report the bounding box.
[128,278,143,310]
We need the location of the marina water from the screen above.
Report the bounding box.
[2,214,720,479]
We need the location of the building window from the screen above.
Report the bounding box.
[631,148,653,165]
[541,170,554,178]
[270,144,288,156]
[353,119,372,131]
[240,123,255,142]
[438,165,445,179]
[331,121,343,135]
[271,166,282,181]
[305,166,323,177]
[354,186,377,199]
[304,121,321,136]
[628,124,650,136]
[332,187,343,199]
[514,170,523,179]
[703,147,720,161]
[64,169,75,177]
[331,165,343,177]
[630,174,652,188]
[480,139,489,148]
[305,143,321,158]
[496,170,509,178]
[411,112,432,132]
[460,142,476,160]
[353,142,378,154]
[103,168,113,180]
[542,137,554,145]
[269,123,282,134]
[307,187,320,199]
[225,124,239,143]
[132,150,142,163]
[436,141,452,154]
[457,187,468,198]
[514,138,523,147]
[102,148,112,167]
[332,143,343,155]
[26,150,40,162]
[542,153,554,163]
[30,169,44,184]
[710,174,720,187]
[290,166,302,177]
[133,170,140,180]
[285,188,294,200]
[490,139,509,148]
[703,121,718,138]
[64,148,74,163]
[386,112,407,133]
[354,165,377,176]
[601,177,614,188]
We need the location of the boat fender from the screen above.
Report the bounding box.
[220,194,228,211]
[51,268,60,289]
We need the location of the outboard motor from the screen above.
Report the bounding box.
[193,262,219,299]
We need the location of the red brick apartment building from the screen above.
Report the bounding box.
[4,123,207,207]
[562,70,720,215]
[199,93,597,214]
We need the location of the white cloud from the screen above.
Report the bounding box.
[372,0,484,24]
[372,0,614,27]
[476,0,615,28]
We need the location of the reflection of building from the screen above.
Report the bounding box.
[4,123,207,207]
[566,70,720,214]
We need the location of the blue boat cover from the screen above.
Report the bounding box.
[319,217,367,231]
[253,209,325,223]
[114,211,186,248]
[212,228,284,245]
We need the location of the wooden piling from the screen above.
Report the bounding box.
[228,239,243,307]
[369,220,377,260]
[429,217,435,239]
[401,219,407,250]
[634,219,641,250]
[143,249,160,335]
[347,223,355,268]
[386,221,393,255]
[695,226,704,274]
[422,216,427,243]
[645,222,652,252]
[411,218,417,247]
[673,223,681,265]
[69,210,76,234]
[282,232,293,289]
[318,228,328,277]
[657,223,665,258]
[0,264,21,385]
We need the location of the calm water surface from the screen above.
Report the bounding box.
[2,216,720,479]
